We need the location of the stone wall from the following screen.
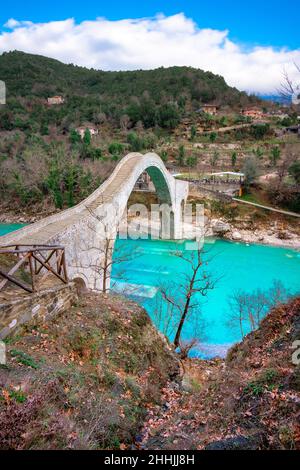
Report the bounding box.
[190,184,233,202]
[0,283,77,339]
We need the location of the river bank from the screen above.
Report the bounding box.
[1,210,299,250]
[209,218,300,250]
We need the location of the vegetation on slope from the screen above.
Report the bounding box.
[140,297,300,450]
[0,51,259,214]
[0,293,179,450]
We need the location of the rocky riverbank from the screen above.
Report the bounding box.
[210,219,300,250]
[0,203,59,225]
[1,205,299,250]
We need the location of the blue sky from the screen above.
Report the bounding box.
[0,1,299,93]
[0,0,299,49]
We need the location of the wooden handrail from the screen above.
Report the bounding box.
[0,245,68,294]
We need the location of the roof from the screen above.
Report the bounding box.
[210,172,245,177]
[242,107,262,112]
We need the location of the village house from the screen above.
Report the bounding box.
[241,107,263,119]
[76,125,99,139]
[199,104,218,115]
[47,96,65,105]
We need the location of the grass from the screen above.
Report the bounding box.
[10,349,40,369]
[243,368,281,396]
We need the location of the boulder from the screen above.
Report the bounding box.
[212,221,231,236]
[231,231,242,241]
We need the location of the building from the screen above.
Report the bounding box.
[134,172,155,192]
[76,126,99,139]
[47,96,65,105]
[199,104,218,115]
[285,125,300,136]
[241,107,263,119]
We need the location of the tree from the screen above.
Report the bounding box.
[251,123,270,140]
[83,128,91,146]
[231,152,237,169]
[275,152,297,190]
[70,129,81,145]
[127,132,144,152]
[243,157,259,188]
[190,125,197,141]
[157,103,180,129]
[280,63,300,102]
[186,155,197,168]
[177,145,185,166]
[86,207,141,293]
[45,158,63,209]
[269,146,281,167]
[40,122,49,136]
[227,281,290,339]
[252,147,264,160]
[160,243,217,349]
[160,150,168,163]
[108,142,124,156]
[120,114,131,133]
[209,132,217,143]
[289,160,300,184]
[210,151,219,170]
[64,163,78,208]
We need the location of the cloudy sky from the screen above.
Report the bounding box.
[0,0,299,94]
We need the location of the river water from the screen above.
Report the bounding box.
[2,224,299,358]
[111,237,300,358]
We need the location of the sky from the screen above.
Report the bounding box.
[0,0,299,94]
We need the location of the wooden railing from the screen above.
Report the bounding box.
[0,245,68,294]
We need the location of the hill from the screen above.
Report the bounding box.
[0,50,256,104]
[0,50,260,132]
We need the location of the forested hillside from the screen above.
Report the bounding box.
[0,50,257,116]
[0,51,261,214]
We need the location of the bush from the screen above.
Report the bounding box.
[108,142,124,156]
[127,132,144,152]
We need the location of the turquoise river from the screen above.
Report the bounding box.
[111,237,300,358]
[1,224,300,358]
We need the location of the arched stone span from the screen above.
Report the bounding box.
[0,153,189,291]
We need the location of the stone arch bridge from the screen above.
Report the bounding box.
[0,153,189,291]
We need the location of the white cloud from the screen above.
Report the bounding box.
[0,13,299,94]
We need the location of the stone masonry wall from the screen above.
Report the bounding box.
[0,283,77,339]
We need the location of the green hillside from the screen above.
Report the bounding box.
[0,50,259,131]
[0,51,262,214]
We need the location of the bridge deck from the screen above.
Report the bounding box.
[4,155,144,246]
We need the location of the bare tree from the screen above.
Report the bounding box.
[86,207,141,293]
[276,152,297,190]
[159,242,217,349]
[280,63,300,102]
[152,291,177,338]
[227,280,291,339]
[120,114,131,133]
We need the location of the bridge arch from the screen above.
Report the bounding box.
[0,153,189,292]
